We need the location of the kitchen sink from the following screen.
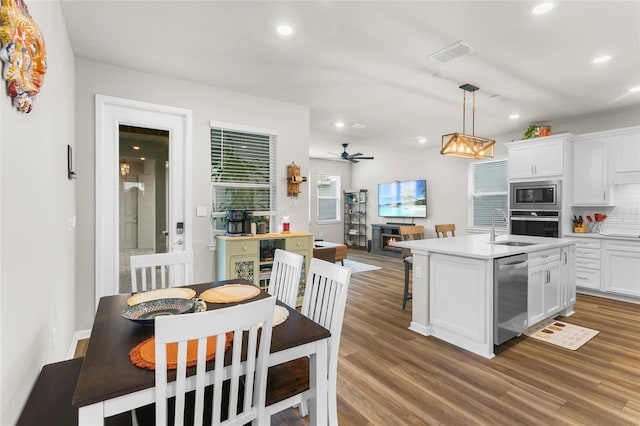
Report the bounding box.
[489,241,537,247]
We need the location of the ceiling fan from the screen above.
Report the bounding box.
[337,143,374,163]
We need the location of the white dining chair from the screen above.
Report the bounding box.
[149,296,276,426]
[130,251,193,292]
[267,249,304,308]
[264,257,352,425]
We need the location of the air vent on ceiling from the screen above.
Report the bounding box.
[428,41,474,63]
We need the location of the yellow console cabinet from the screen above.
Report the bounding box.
[216,232,313,305]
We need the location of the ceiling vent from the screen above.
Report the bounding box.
[429,41,474,63]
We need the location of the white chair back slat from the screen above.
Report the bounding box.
[267,249,303,308]
[153,296,275,426]
[130,251,193,292]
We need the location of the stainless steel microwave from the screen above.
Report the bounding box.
[509,180,561,210]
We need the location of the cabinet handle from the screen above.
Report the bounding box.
[563,252,567,264]
[577,275,589,280]
[242,246,247,251]
[603,190,606,201]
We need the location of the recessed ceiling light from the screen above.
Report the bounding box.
[629,86,640,93]
[350,123,367,129]
[532,2,555,15]
[276,24,293,36]
[509,114,520,120]
[417,137,427,144]
[334,121,345,128]
[132,145,140,150]
[140,157,146,161]
[592,55,612,64]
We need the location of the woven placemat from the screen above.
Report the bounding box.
[129,333,233,370]
[127,287,196,306]
[200,284,260,303]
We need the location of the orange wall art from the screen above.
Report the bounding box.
[0,0,46,113]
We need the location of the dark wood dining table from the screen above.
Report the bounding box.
[72,279,330,425]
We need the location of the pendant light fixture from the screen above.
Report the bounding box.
[441,83,495,159]
[119,160,130,178]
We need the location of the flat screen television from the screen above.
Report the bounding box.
[378,179,427,218]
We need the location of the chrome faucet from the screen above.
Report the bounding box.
[490,209,507,242]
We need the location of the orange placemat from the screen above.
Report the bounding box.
[129,333,233,370]
[200,284,260,303]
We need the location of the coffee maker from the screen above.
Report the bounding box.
[226,210,253,236]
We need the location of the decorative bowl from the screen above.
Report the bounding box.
[121,298,196,326]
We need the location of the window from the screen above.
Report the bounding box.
[210,121,277,239]
[469,158,508,229]
[316,174,341,223]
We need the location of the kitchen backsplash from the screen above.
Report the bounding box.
[573,183,640,234]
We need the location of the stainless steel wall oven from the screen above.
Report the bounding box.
[510,210,560,237]
[509,180,561,237]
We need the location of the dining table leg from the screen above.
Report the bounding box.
[308,338,329,426]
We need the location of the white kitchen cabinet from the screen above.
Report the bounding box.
[574,237,601,290]
[602,239,640,297]
[506,136,567,180]
[573,137,611,205]
[610,126,640,184]
[528,248,562,325]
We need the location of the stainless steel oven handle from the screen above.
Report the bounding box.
[510,217,559,222]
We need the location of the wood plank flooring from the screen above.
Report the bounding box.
[77,248,640,425]
[325,249,638,426]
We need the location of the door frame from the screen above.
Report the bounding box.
[95,95,192,307]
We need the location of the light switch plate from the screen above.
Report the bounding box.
[196,206,207,217]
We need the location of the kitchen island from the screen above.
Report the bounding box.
[393,233,576,359]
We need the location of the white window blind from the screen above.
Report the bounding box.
[317,174,340,222]
[470,159,508,229]
[210,123,277,237]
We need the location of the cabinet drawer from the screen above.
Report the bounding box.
[228,240,259,256]
[528,248,561,267]
[576,247,601,259]
[286,236,311,251]
[603,239,640,253]
[576,267,600,289]
[575,257,600,269]
[574,238,601,249]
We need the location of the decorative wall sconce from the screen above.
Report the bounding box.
[287,161,307,197]
[119,160,130,178]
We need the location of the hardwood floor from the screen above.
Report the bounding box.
[77,248,640,425]
[331,249,639,426]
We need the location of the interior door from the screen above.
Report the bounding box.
[95,95,192,306]
[119,181,138,250]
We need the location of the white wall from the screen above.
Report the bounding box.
[0,2,76,423]
[74,58,310,329]
[351,144,471,240]
[308,158,352,243]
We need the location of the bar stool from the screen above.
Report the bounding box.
[398,225,425,310]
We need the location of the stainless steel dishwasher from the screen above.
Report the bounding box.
[494,254,528,345]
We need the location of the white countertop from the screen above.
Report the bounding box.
[392,233,575,260]
[565,232,640,241]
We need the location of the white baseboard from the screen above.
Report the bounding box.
[67,329,91,359]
